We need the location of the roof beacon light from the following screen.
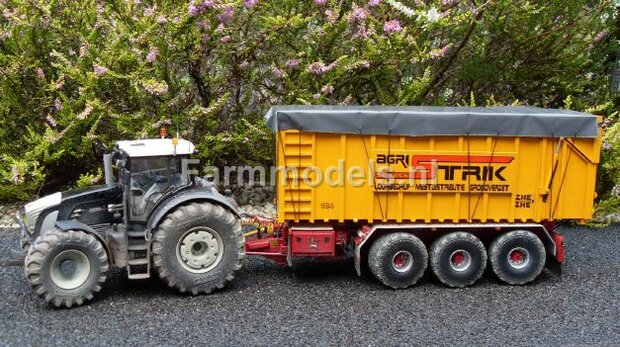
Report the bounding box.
[172,136,178,155]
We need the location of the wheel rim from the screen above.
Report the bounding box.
[391,251,413,273]
[507,247,530,269]
[50,249,91,290]
[176,227,224,273]
[449,250,472,272]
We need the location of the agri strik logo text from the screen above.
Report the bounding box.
[376,154,514,181]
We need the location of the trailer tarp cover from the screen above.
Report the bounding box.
[266,105,598,138]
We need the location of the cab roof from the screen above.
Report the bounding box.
[115,138,195,157]
[266,105,599,138]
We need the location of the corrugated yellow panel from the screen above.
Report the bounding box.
[276,128,601,224]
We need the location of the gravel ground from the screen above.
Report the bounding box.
[1,225,619,346]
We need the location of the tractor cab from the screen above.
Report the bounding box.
[113,138,196,222]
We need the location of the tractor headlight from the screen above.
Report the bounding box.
[23,192,61,233]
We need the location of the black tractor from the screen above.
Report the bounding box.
[17,138,245,308]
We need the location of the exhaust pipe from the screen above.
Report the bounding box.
[103,154,114,185]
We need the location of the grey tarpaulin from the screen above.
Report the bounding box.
[265,105,599,138]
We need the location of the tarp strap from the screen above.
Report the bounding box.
[543,137,561,203]
[297,131,302,222]
[360,129,386,222]
[385,130,392,221]
[565,139,597,164]
[470,132,501,220]
[467,132,472,222]
[551,139,574,218]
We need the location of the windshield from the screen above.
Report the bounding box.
[128,156,183,220]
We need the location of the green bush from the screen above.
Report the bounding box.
[597,112,620,218]
[0,0,618,217]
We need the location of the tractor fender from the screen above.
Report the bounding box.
[54,220,112,259]
[146,187,241,233]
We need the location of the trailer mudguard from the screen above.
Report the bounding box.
[146,187,241,233]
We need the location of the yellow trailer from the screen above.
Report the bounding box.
[253,106,602,289]
[275,129,600,225]
[269,106,601,225]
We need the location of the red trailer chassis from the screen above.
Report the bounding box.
[242,217,565,274]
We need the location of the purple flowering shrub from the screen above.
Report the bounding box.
[596,111,620,220]
[0,0,617,205]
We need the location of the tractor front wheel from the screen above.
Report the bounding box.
[152,202,245,295]
[24,229,109,308]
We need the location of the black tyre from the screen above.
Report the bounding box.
[152,202,245,295]
[24,229,109,308]
[489,230,546,285]
[368,232,428,289]
[430,232,487,288]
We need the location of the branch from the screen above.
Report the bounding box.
[417,1,490,103]
[187,55,211,107]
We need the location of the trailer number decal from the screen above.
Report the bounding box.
[320,202,335,209]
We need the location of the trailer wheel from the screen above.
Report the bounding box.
[152,202,245,295]
[368,232,428,289]
[489,230,546,285]
[430,232,487,288]
[24,229,109,308]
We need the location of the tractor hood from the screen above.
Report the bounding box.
[23,185,123,237]
[56,185,123,225]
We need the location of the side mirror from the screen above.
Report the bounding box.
[223,189,233,197]
[92,140,109,156]
[122,171,131,184]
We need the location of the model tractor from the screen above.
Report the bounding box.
[17,137,244,308]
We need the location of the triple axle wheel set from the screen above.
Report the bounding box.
[367,229,546,289]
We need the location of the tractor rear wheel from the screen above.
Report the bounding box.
[24,229,109,308]
[489,230,546,285]
[430,232,487,288]
[368,232,428,289]
[152,202,245,295]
